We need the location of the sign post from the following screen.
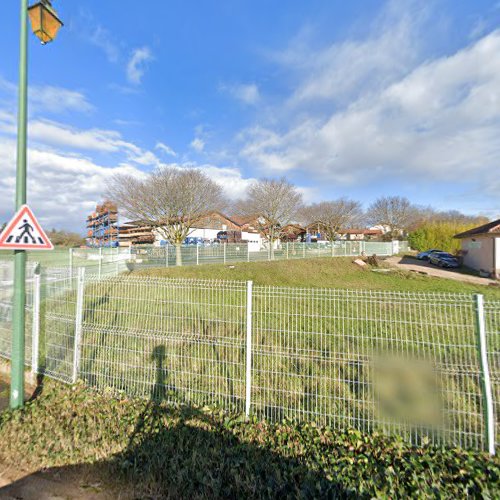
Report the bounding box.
[8,0,62,410]
[1,203,54,410]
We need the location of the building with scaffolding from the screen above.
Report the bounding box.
[86,201,119,247]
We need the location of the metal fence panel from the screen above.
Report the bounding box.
[78,276,248,410]
[129,241,403,269]
[485,300,500,448]
[251,286,486,450]
[0,258,498,454]
[0,261,36,365]
[39,267,78,382]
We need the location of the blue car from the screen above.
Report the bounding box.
[429,252,460,268]
[416,249,443,260]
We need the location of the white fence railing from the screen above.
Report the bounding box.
[129,241,402,269]
[1,267,498,454]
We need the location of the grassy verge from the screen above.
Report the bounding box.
[0,380,498,499]
[132,257,500,298]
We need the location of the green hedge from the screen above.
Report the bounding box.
[0,381,498,498]
[408,221,479,254]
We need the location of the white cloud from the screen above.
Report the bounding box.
[239,17,500,212]
[220,82,260,105]
[0,137,146,230]
[30,86,94,114]
[89,26,120,63]
[27,119,140,154]
[195,164,255,200]
[127,47,153,85]
[0,116,164,168]
[0,134,256,230]
[275,0,428,108]
[190,137,205,152]
[1,76,94,115]
[155,141,177,157]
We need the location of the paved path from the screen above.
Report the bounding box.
[386,256,498,286]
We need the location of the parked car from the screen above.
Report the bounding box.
[428,252,460,268]
[184,237,204,246]
[217,230,243,243]
[416,249,443,260]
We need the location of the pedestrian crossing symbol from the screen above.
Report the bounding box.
[0,205,53,250]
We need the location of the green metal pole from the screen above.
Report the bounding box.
[11,0,29,409]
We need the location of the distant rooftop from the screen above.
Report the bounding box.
[454,218,500,239]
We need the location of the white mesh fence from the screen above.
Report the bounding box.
[79,276,248,409]
[0,267,498,453]
[39,267,78,383]
[129,241,398,269]
[485,300,500,448]
[0,260,37,365]
[251,286,488,450]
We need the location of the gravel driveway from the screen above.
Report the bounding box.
[385,256,498,286]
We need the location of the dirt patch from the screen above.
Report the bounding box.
[0,463,115,499]
[386,256,498,286]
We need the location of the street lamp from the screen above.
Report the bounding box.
[28,0,63,45]
[10,0,63,410]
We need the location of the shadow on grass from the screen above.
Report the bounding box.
[0,344,344,499]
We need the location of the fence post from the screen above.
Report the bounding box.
[196,244,200,265]
[245,280,253,418]
[98,247,102,279]
[303,243,306,259]
[286,242,289,259]
[474,294,495,455]
[224,242,227,265]
[31,265,41,375]
[165,246,169,268]
[247,243,250,263]
[69,248,73,280]
[72,267,86,384]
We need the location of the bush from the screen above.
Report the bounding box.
[408,221,479,254]
[0,381,498,498]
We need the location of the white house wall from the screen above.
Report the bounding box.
[496,237,500,278]
[461,236,495,276]
[153,226,263,250]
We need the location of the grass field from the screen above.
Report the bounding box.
[133,257,500,298]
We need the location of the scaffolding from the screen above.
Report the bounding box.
[86,201,119,248]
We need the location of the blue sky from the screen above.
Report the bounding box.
[1,0,499,232]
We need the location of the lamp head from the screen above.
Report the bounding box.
[28,0,63,45]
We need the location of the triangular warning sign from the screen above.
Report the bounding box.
[0,205,53,251]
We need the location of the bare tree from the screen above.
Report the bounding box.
[239,177,303,258]
[108,167,226,265]
[300,199,364,241]
[366,196,419,238]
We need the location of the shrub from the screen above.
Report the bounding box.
[408,221,479,254]
[0,381,498,498]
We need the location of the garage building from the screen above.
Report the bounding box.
[455,219,500,279]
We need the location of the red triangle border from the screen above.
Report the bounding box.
[0,205,54,251]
